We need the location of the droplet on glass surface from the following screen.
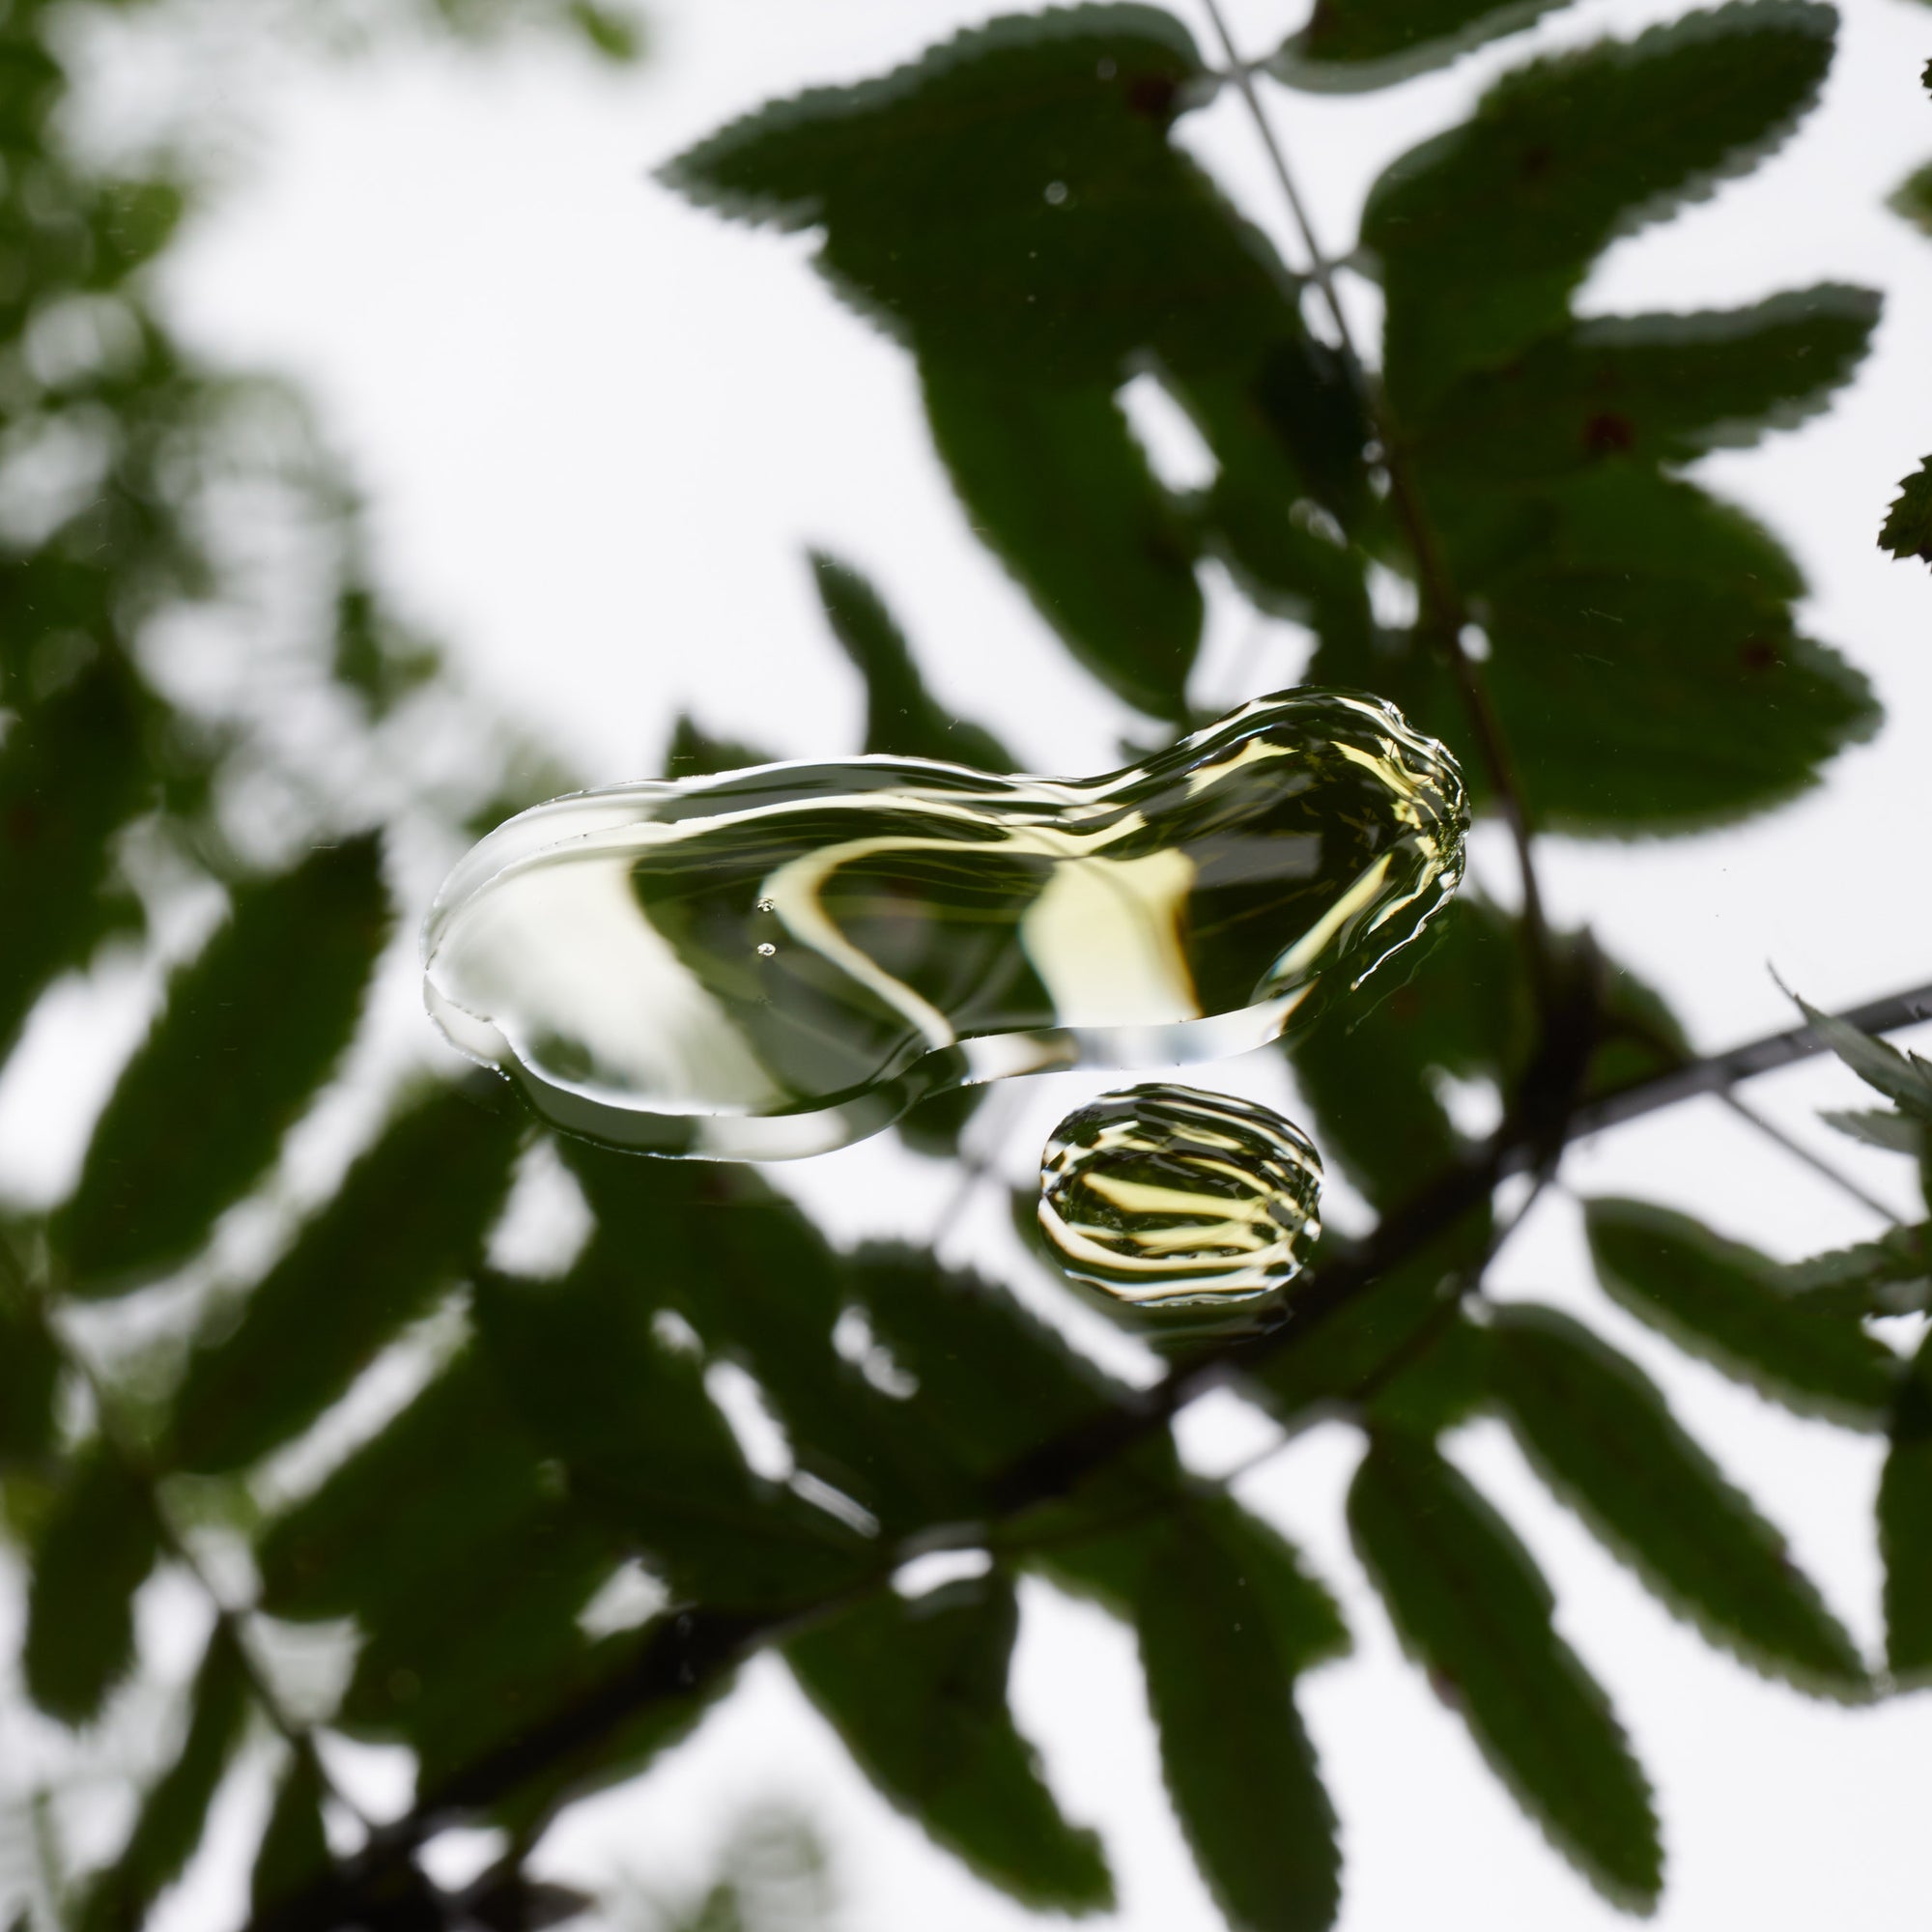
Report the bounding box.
[421,689,1466,1159]
[1038,1084,1322,1304]
[1044,180,1069,206]
[757,942,777,957]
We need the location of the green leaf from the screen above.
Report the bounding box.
[922,363,1201,721]
[1490,1304,1866,1694]
[167,1083,523,1473]
[1366,1,1838,407]
[662,8,1286,384]
[1412,287,1879,483]
[1136,1507,1340,1932]
[24,1442,161,1722]
[1348,1434,1661,1909]
[0,1291,59,1463]
[1879,1328,1932,1680]
[249,1751,331,1926]
[1889,160,1932,240]
[0,662,153,1063]
[1272,0,1572,92]
[1796,994,1932,1123]
[1820,1108,1924,1156]
[809,551,1011,770]
[1584,1197,1899,1426]
[54,838,391,1291]
[75,1625,250,1932]
[565,0,644,62]
[789,1577,1112,1911]
[662,713,774,780]
[1782,1224,1931,1315]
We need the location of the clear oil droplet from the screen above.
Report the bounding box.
[1039,1085,1322,1304]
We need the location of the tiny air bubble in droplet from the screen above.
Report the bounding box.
[755,896,776,913]
[1044,181,1069,206]
[757,942,776,957]
[1097,57,1118,79]
[1039,1085,1323,1305]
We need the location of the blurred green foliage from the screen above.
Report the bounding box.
[0,2,1925,1929]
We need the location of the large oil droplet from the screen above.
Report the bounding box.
[1039,1085,1321,1303]
[423,689,1465,1159]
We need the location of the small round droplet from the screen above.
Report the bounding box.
[757,942,777,958]
[755,896,776,913]
[1097,56,1118,79]
[1039,1085,1321,1304]
[1044,180,1069,206]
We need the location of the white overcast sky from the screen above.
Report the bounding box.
[43,0,1932,1926]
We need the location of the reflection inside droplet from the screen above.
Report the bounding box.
[1039,1084,1322,1304]
[422,689,1465,1159]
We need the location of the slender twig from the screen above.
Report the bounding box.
[1198,0,1551,980]
[1719,1089,1903,1225]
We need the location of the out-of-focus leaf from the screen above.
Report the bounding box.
[1821,1108,1924,1156]
[1412,287,1878,482]
[810,551,1010,771]
[256,1350,552,1625]
[1366,2,1837,407]
[0,1292,58,1463]
[1879,1329,1932,1681]
[249,1751,331,1927]
[24,1442,161,1722]
[1272,0,1571,92]
[168,1084,523,1473]
[1782,1225,1930,1316]
[894,1080,988,1160]
[662,9,1286,384]
[1584,1198,1898,1426]
[922,365,1201,721]
[1348,1433,1661,1909]
[1890,161,1932,239]
[75,1625,249,1932]
[789,1577,1111,1911]
[662,714,774,781]
[0,663,152,1062]
[566,0,645,62]
[1137,1508,1339,1932]
[54,837,391,1292]
[474,1250,875,1609]
[1490,1304,1866,1694]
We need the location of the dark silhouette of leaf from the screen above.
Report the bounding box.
[1820,1108,1923,1155]
[1782,1225,1930,1316]
[1367,1,1838,409]
[1491,1304,1867,1694]
[250,1751,331,1926]
[167,1083,523,1472]
[1137,1508,1340,1932]
[809,551,1011,770]
[0,662,152,1062]
[1879,1329,1932,1681]
[1272,0,1574,92]
[1348,1433,1661,1909]
[662,713,773,780]
[921,364,1201,720]
[1797,994,1932,1122]
[74,1625,249,1932]
[1880,459,1932,563]
[0,1291,58,1463]
[1889,160,1932,239]
[789,1577,1112,1911]
[1413,286,1878,483]
[24,1442,161,1723]
[1585,1197,1898,1425]
[54,837,391,1292]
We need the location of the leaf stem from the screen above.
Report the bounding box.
[1197,0,1552,985]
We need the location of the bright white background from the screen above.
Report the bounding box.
[37,0,1932,1925]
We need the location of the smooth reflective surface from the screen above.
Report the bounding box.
[423,690,1465,1158]
[1038,1084,1323,1303]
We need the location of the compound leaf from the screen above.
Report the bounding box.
[1880,1328,1932,1681]
[1272,0,1573,92]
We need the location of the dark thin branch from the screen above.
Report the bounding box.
[1719,1089,1902,1225]
[1199,0,1552,981]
